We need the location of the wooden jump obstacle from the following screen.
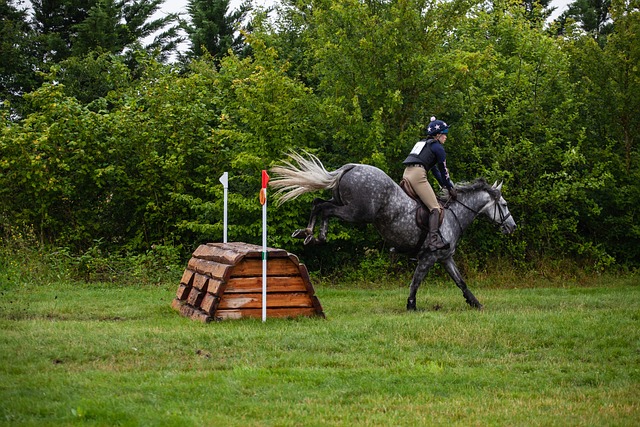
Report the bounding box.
[171,242,324,322]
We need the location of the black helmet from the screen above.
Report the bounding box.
[427,116,449,136]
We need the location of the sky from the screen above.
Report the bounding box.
[157,0,273,17]
[157,0,573,21]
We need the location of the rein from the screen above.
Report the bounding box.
[445,192,512,233]
[445,197,477,234]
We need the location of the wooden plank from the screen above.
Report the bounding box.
[231,258,300,277]
[179,303,196,318]
[310,296,325,318]
[187,258,231,280]
[264,246,290,258]
[225,276,307,293]
[192,273,209,291]
[176,284,191,300]
[218,292,312,309]
[201,293,219,314]
[179,305,210,323]
[294,264,324,315]
[297,263,314,294]
[193,244,245,265]
[206,277,225,296]
[223,242,263,257]
[171,298,184,311]
[180,269,195,286]
[287,253,301,266]
[187,288,205,307]
[215,307,319,320]
[193,242,291,264]
[190,309,211,323]
[208,242,290,259]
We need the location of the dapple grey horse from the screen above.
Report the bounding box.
[270,152,516,310]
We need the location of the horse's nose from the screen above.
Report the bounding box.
[503,222,516,234]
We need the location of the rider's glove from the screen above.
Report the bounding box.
[448,187,458,200]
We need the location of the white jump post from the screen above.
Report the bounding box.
[260,170,270,322]
[219,172,228,243]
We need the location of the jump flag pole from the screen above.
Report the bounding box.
[260,170,270,322]
[219,172,229,243]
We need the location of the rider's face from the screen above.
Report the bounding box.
[437,133,447,144]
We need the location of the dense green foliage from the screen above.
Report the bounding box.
[1,0,639,273]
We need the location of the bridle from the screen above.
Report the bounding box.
[445,192,512,233]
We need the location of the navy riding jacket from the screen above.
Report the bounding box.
[403,138,454,189]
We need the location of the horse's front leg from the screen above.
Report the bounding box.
[441,256,483,309]
[407,252,437,311]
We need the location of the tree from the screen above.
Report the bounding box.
[2,0,639,271]
[31,0,183,63]
[75,0,184,61]
[0,0,41,114]
[519,0,555,22]
[562,0,640,265]
[53,51,133,106]
[556,0,613,43]
[31,0,94,62]
[269,0,476,172]
[185,0,251,60]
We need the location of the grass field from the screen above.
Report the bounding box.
[1,274,638,426]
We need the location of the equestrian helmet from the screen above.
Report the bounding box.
[427,116,449,136]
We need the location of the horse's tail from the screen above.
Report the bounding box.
[270,151,345,206]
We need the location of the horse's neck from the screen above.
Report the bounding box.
[444,192,490,235]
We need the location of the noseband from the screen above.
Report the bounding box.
[446,192,512,232]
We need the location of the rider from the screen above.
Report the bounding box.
[402,116,458,251]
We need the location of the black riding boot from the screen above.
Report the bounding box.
[427,209,449,251]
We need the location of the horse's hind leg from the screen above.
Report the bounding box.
[442,256,483,309]
[407,253,437,310]
[296,195,371,245]
[292,198,328,241]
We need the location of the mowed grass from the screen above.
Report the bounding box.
[0,275,638,426]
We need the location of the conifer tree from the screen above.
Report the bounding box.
[185,0,251,60]
[555,0,613,42]
[30,0,182,62]
[0,0,40,109]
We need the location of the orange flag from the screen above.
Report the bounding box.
[260,170,269,205]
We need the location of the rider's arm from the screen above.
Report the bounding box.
[431,144,454,189]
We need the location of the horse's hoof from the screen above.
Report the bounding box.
[467,300,483,310]
[406,299,417,311]
[292,229,308,239]
[303,235,316,245]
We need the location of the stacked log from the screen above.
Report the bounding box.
[172,242,324,322]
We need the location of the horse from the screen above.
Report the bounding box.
[269,152,517,310]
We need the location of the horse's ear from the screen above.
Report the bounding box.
[492,180,498,189]
[497,181,503,191]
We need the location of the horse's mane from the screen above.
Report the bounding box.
[438,178,500,199]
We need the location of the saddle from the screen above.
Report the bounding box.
[399,179,444,231]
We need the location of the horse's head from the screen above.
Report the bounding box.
[483,181,517,234]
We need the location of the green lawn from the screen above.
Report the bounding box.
[1,276,638,426]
